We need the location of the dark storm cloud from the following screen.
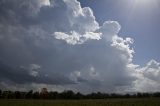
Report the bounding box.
[0,62,74,85]
[0,0,96,87]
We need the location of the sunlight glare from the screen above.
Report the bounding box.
[133,0,157,7]
[130,0,159,11]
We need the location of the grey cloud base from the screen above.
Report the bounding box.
[0,0,160,93]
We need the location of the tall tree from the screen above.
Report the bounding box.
[40,88,49,99]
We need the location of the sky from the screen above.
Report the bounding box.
[78,0,160,66]
[0,0,160,93]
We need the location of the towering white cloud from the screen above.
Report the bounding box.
[133,60,160,92]
[54,31,101,45]
[53,0,100,45]
[0,0,159,93]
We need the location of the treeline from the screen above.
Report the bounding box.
[0,88,160,99]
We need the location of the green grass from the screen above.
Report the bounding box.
[0,98,160,106]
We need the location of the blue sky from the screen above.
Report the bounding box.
[79,0,160,66]
[0,0,160,93]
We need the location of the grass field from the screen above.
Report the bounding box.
[0,98,160,106]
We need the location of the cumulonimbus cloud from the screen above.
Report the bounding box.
[0,0,159,93]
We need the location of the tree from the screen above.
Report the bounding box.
[137,92,143,98]
[153,92,160,97]
[25,90,33,99]
[33,92,40,99]
[60,90,75,99]
[0,89,2,98]
[48,91,59,99]
[14,91,21,99]
[2,91,10,99]
[75,92,83,99]
[40,88,49,99]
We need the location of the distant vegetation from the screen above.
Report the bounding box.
[0,88,160,99]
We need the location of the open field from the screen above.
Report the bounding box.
[0,98,160,106]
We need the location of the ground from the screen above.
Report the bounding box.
[0,98,160,106]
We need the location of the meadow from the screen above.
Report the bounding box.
[0,98,160,106]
